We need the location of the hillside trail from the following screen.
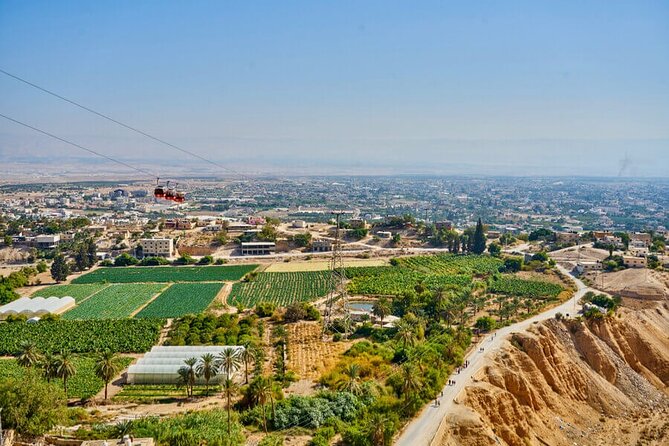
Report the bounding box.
[394,264,589,446]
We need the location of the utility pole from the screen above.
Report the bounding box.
[0,407,4,446]
[323,211,352,339]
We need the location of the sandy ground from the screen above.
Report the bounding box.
[584,268,668,300]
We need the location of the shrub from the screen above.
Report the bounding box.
[255,302,277,318]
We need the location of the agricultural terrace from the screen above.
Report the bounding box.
[114,384,211,404]
[63,283,166,319]
[72,264,258,283]
[0,319,163,354]
[0,355,133,399]
[227,271,331,307]
[397,254,504,275]
[31,283,110,302]
[135,283,224,319]
[488,276,564,298]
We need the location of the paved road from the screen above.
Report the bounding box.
[394,264,589,446]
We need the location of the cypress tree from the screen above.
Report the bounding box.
[472,218,486,254]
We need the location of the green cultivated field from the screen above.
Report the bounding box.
[0,319,163,354]
[347,269,472,296]
[227,271,331,307]
[0,356,133,399]
[135,283,223,319]
[114,384,211,403]
[64,284,166,319]
[72,264,258,284]
[398,254,503,276]
[32,283,109,302]
[488,276,563,298]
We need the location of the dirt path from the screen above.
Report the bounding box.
[394,264,589,446]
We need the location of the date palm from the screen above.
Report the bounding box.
[17,341,42,368]
[41,351,59,383]
[372,297,391,327]
[195,353,218,395]
[222,377,238,435]
[180,357,198,397]
[394,320,416,349]
[240,343,254,384]
[218,347,242,379]
[337,362,363,395]
[399,362,420,402]
[56,350,76,395]
[248,376,272,432]
[94,350,121,400]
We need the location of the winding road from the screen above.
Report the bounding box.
[394,264,591,446]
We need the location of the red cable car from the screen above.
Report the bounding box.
[153,178,166,198]
[154,179,186,203]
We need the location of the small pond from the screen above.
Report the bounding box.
[349,301,374,312]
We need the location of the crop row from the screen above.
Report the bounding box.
[227,271,331,307]
[72,264,258,284]
[488,276,563,298]
[0,355,133,399]
[135,283,223,319]
[32,283,110,302]
[64,283,166,319]
[0,319,163,354]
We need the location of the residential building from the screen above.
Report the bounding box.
[141,238,174,258]
[623,256,646,268]
[241,242,275,256]
[34,235,60,249]
[631,232,652,247]
[377,231,392,239]
[348,218,368,229]
[312,239,332,252]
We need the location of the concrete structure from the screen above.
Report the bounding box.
[623,256,647,268]
[241,241,275,255]
[631,232,652,247]
[140,238,174,258]
[163,218,194,230]
[292,220,307,229]
[377,231,392,239]
[557,231,580,244]
[434,221,453,230]
[575,261,602,275]
[34,234,60,249]
[348,218,368,229]
[487,230,501,239]
[312,238,332,252]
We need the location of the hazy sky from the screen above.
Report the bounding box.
[1,1,668,176]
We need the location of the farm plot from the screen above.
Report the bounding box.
[488,276,563,298]
[63,283,166,319]
[0,319,163,354]
[135,283,223,318]
[31,283,109,302]
[286,321,352,380]
[72,264,258,284]
[113,384,210,403]
[398,254,503,276]
[347,269,472,296]
[0,355,133,399]
[227,271,331,307]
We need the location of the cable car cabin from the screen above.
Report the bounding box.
[164,189,176,200]
[154,185,165,198]
[173,191,185,203]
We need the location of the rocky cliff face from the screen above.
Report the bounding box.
[436,302,669,446]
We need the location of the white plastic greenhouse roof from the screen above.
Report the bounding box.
[127,345,245,384]
[0,296,75,319]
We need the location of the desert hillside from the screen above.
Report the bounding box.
[436,302,669,446]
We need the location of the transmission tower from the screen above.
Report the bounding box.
[323,211,352,338]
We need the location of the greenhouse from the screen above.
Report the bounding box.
[127,345,245,384]
[0,296,76,320]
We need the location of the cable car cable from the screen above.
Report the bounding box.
[0,67,253,181]
[0,112,158,178]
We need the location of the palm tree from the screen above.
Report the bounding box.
[182,357,198,397]
[94,350,121,400]
[240,343,254,384]
[399,363,420,402]
[16,341,42,368]
[195,353,218,395]
[41,351,59,383]
[177,366,192,397]
[337,363,363,395]
[56,351,76,395]
[372,297,391,327]
[368,412,392,446]
[394,320,416,349]
[248,376,272,432]
[218,347,242,379]
[222,377,238,435]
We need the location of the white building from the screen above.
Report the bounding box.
[141,238,174,258]
[34,234,60,249]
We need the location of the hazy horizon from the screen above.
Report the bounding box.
[1,1,668,177]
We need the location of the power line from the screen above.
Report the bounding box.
[0,112,157,178]
[0,67,252,181]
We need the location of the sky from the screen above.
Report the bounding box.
[1,0,668,177]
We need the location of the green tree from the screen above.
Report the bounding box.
[372,297,391,327]
[222,377,239,435]
[94,350,121,400]
[114,253,139,266]
[41,351,59,383]
[50,254,70,283]
[240,343,255,384]
[0,373,67,435]
[195,353,218,395]
[293,232,312,248]
[399,363,421,402]
[218,347,242,379]
[472,218,486,254]
[337,363,363,395]
[55,351,76,394]
[3,234,13,246]
[16,341,42,368]
[36,260,48,273]
[488,242,502,257]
